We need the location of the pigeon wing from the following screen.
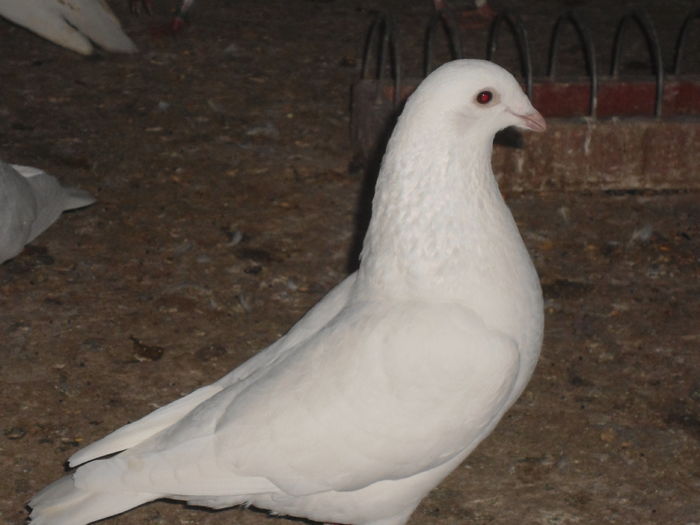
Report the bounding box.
[72,300,518,499]
[68,274,357,467]
[213,300,521,496]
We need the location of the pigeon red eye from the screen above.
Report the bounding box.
[476,90,493,104]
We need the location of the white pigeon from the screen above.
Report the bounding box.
[0,0,137,55]
[0,160,95,264]
[28,59,546,525]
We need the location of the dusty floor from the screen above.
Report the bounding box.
[1,0,699,524]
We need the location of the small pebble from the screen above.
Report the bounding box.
[195,344,228,362]
[629,224,653,243]
[237,294,252,313]
[600,428,617,443]
[130,336,165,362]
[225,229,243,246]
[4,427,26,440]
[246,122,279,139]
[223,43,243,57]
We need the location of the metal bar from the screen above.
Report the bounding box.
[673,8,700,75]
[360,13,383,80]
[424,5,463,76]
[486,12,533,98]
[360,12,402,107]
[547,11,598,117]
[610,9,664,117]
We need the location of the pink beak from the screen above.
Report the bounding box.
[513,110,547,132]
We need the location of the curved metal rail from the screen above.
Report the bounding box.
[424,5,463,76]
[355,7,699,119]
[672,8,700,74]
[610,9,664,117]
[547,11,598,117]
[486,12,533,98]
[361,12,402,107]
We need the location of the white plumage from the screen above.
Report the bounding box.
[28,59,546,525]
[0,0,136,55]
[0,160,95,264]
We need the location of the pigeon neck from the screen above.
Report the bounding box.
[357,124,515,299]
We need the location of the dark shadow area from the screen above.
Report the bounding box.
[345,99,404,273]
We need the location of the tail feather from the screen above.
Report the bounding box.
[19,171,95,243]
[29,474,156,525]
[61,187,96,212]
[70,384,222,467]
[11,164,95,213]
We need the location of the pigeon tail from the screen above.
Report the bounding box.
[61,186,96,211]
[21,172,95,243]
[29,474,155,525]
[12,164,95,212]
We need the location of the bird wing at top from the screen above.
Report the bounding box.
[0,0,136,55]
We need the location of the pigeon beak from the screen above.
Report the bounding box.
[512,109,547,133]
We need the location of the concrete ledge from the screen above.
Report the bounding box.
[493,117,700,192]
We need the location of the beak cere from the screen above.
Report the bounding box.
[515,110,547,133]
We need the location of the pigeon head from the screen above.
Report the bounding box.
[405,59,546,138]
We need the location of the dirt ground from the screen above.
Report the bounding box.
[1,0,699,524]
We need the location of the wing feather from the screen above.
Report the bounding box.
[73,300,518,500]
[69,275,357,467]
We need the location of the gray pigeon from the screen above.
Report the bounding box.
[0,160,95,264]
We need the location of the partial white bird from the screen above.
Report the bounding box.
[0,0,137,55]
[28,59,546,525]
[130,0,194,32]
[0,160,95,264]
